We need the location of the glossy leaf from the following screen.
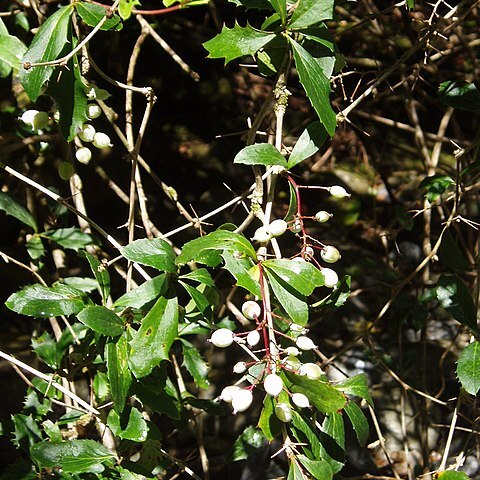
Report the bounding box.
[222,251,261,296]
[129,294,179,378]
[122,237,176,273]
[0,34,27,77]
[180,339,210,389]
[180,281,211,314]
[0,191,37,231]
[419,174,454,202]
[288,121,328,168]
[77,305,124,336]
[113,274,168,309]
[106,333,132,413]
[231,426,266,462]
[107,407,148,442]
[180,268,215,286]
[118,0,141,20]
[284,182,298,223]
[258,395,281,441]
[20,5,74,101]
[6,284,88,318]
[323,412,345,450]
[234,143,287,168]
[436,274,478,333]
[59,276,98,293]
[290,38,336,136]
[204,23,275,65]
[82,251,111,304]
[297,455,333,480]
[26,235,45,260]
[438,81,480,112]
[438,471,470,480]
[268,0,286,23]
[42,227,95,251]
[288,459,307,480]
[344,402,369,446]
[336,373,373,407]
[30,439,114,473]
[75,2,123,31]
[289,0,335,29]
[457,341,480,395]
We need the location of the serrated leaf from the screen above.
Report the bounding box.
[42,227,95,251]
[234,143,287,167]
[0,191,37,231]
[438,81,480,112]
[77,305,124,336]
[222,251,261,296]
[289,0,334,28]
[106,333,132,413]
[344,402,369,446]
[180,339,209,389]
[20,5,74,101]
[457,341,480,395]
[290,38,336,136]
[336,373,373,407]
[75,2,123,31]
[129,293,178,378]
[13,414,42,451]
[82,251,111,304]
[122,238,176,273]
[0,34,27,77]
[30,439,114,473]
[180,268,215,286]
[204,23,275,65]
[436,274,478,333]
[288,121,327,168]
[113,274,168,309]
[107,407,148,442]
[285,372,346,413]
[6,283,88,317]
[297,455,333,480]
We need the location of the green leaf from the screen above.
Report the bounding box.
[59,276,98,293]
[288,459,307,480]
[438,471,471,480]
[311,275,351,310]
[20,5,74,101]
[286,372,346,413]
[0,191,37,231]
[180,268,215,286]
[438,230,471,271]
[122,238,176,273]
[75,2,123,31]
[32,331,65,369]
[263,259,324,296]
[180,281,211,314]
[419,174,454,202]
[6,283,88,317]
[93,370,109,401]
[13,414,42,451]
[30,439,114,474]
[336,373,373,407]
[323,412,344,450]
[176,230,256,265]
[231,426,266,462]
[457,341,480,395]
[180,339,210,389]
[344,402,369,446]
[132,379,182,420]
[118,0,141,20]
[438,81,480,112]
[129,293,179,378]
[268,0,287,24]
[288,121,327,168]
[42,227,95,251]
[82,251,111,304]
[26,235,45,260]
[106,333,132,413]
[258,395,281,441]
[234,143,287,168]
[284,181,298,223]
[77,305,124,336]
[289,38,336,136]
[107,407,148,442]
[406,0,415,9]
[289,0,335,29]
[257,35,288,77]
[222,251,261,296]
[297,455,333,480]
[436,274,478,333]
[113,274,168,309]
[0,34,27,77]
[204,23,276,65]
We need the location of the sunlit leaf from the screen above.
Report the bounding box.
[234,143,287,168]
[106,333,132,413]
[75,2,123,31]
[457,341,480,395]
[122,237,176,273]
[289,0,335,29]
[77,305,124,336]
[0,191,37,231]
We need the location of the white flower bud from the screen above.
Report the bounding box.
[93,132,112,149]
[283,355,302,370]
[290,323,307,334]
[321,245,341,264]
[232,388,253,413]
[322,268,339,288]
[275,403,292,422]
[264,373,283,396]
[210,328,235,348]
[291,219,302,233]
[296,336,316,351]
[284,346,300,356]
[299,363,324,379]
[292,393,310,408]
[252,226,272,243]
[315,211,332,223]
[246,330,261,347]
[220,385,240,403]
[86,104,101,119]
[242,301,261,320]
[85,85,110,101]
[20,109,39,127]
[328,185,350,198]
[78,123,96,142]
[233,362,247,374]
[269,219,288,237]
[75,147,92,165]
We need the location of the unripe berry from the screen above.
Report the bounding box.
[291,219,302,233]
[321,245,341,264]
[58,161,74,180]
[322,268,339,288]
[93,132,112,149]
[296,336,316,351]
[85,85,110,101]
[78,123,96,142]
[75,147,92,165]
[290,323,307,334]
[252,226,272,243]
[304,246,314,259]
[328,185,350,198]
[299,363,323,379]
[269,219,288,237]
[231,389,253,414]
[242,301,261,320]
[292,393,310,408]
[210,328,234,348]
[32,111,49,130]
[315,211,332,223]
[20,109,39,127]
[275,403,292,423]
[220,385,240,403]
[285,346,300,356]
[264,373,283,396]
[246,330,261,347]
[86,103,101,119]
[283,355,302,370]
[233,362,247,374]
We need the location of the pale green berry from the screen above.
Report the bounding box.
[246,330,261,347]
[285,346,300,356]
[233,362,247,374]
[283,355,302,370]
[232,389,253,413]
[296,336,316,351]
[92,132,112,149]
[86,104,101,119]
[85,84,110,101]
[321,245,341,264]
[210,328,234,348]
[291,219,302,233]
[315,211,332,223]
[264,373,283,396]
[328,185,350,198]
[242,301,261,320]
[269,219,288,237]
[75,147,92,165]
[32,111,49,130]
[299,363,323,379]
[252,226,272,243]
[304,246,314,258]
[275,403,292,422]
[290,323,307,334]
[220,385,240,403]
[292,393,310,408]
[322,268,339,287]
[78,123,96,142]
[58,161,74,180]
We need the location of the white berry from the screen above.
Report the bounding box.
[252,226,272,243]
[328,185,350,198]
[93,132,112,149]
[284,346,300,356]
[291,219,302,233]
[275,403,292,423]
[264,373,283,396]
[20,109,39,127]
[283,355,302,370]
[296,336,316,351]
[75,147,92,165]
[299,363,324,379]
[231,389,253,414]
[242,301,261,320]
[220,385,240,403]
[86,104,101,119]
[292,393,310,408]
[269,219,288,237]
[321,245,341,264]
[315,211,332,223]
[246,330,261,347]
[233,362,247,374]
[78,123,96,142]
[322,268,339,287]
[210,328,235,348]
